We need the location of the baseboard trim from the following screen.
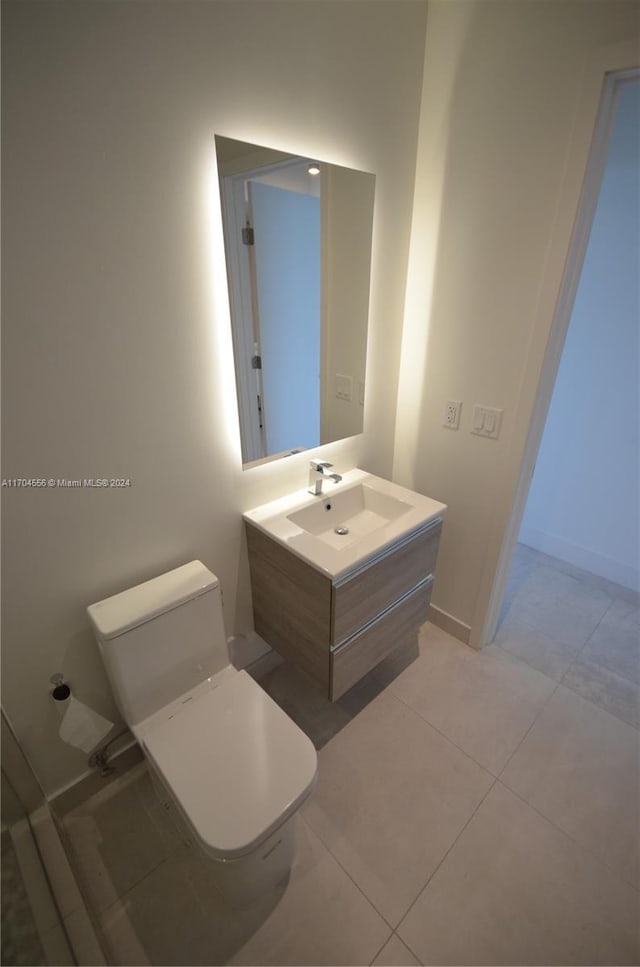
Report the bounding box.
[50,740,142,816]
[245,648,283,679]
[519,526,639,592]
[228,631,273,669]
[428,603,472,646]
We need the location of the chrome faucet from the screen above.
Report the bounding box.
[308,459,342,495]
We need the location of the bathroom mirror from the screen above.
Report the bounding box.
[215,135,375,468]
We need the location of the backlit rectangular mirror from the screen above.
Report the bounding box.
[215,136,375,468]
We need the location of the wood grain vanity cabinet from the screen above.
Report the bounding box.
[245,518,442,700]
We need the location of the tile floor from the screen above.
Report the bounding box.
[58,545,640,966]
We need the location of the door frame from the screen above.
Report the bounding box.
[220,172,265,462]
[219,157,307,462]
[219,154,322,464]
[471,41,640,649]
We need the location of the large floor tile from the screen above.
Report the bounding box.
[302,688,493,926]
[516,543,639,603]
[231,817,391,966]
[371,933,420,966]
[562,654,640,730]
[99,849,208,966]
[500,543,540,612]
[62,764,182,914]
[502,563,612,648]
[388,625,556,775]
[580,597,640,686]
[494,612,581,681]
[501,685,640,889]
[100,817,390,967]
[398,782,640,966]
[250,647,411,751]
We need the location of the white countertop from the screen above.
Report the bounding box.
[243,469,447,581]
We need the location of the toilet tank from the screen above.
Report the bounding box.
[87,561,229,727]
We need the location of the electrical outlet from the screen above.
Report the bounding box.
[443,400,462,430]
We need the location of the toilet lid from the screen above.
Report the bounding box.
[143,670,318,860]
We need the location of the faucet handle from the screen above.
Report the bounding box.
[310,459,333,472]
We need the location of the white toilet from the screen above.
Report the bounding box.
[87,560,317,905]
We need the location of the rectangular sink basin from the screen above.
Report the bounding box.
[243,469,447,579]
[286,483,412,550]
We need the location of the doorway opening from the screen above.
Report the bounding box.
[492,72,639,725]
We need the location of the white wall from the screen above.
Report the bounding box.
[322,164,375,443]
[1,0,427,795]
[395,0,640,642]
[520,80,640,590]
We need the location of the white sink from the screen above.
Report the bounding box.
[243,469,447,579]
[286,482,412,550]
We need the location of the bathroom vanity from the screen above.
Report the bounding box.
[244,470,446,699]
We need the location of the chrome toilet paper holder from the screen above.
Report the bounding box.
[50,673,71,702]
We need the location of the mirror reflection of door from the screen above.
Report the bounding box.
[216,135,375,468]
[250,181,320,457]
[220,155,321,464]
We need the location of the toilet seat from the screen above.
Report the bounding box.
[138,669,317,861]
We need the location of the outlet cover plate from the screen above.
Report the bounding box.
[443,400,462,430]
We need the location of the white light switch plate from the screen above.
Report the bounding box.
[335,374,352,402]
[471,404,503,439]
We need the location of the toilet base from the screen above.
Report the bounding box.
[209,813,296,906]
[147,762,297,906]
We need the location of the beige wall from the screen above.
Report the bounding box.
[395,0,640,643]
[1,0,427,795]
[321,164,375,444]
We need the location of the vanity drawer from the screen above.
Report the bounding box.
[330,578,432,700]
[331,520,441,645]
